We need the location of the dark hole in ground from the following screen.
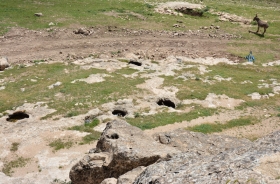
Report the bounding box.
[112,109,128,117]
[129,60,142,66]
[157,98,176,108]
[107,133,119,139]
[6,111,29,122]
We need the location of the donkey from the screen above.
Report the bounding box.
[253,14,269,35]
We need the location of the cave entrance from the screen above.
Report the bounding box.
[6,111,29,122]
[157,98,176,109]
[129,60,142,66]
[112,109,128,117]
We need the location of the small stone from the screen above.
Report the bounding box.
[34,13,43,17]
[0,57,9,71]
[49,22,55,26]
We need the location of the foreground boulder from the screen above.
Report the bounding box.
[70,120,280,184]
[134,131,280,184]
[69,120,179,184]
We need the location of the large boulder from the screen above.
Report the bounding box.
[69,120,179,184]
[0,57,9,71]
[134,131,280,184]
[70,120,280,184]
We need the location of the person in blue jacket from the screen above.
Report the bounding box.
[245,51,255,62]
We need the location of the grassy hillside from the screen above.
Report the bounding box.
[1,0,279,34]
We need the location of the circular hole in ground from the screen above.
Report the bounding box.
[107,133,119,139]
[6,111,29,122]
[112,109,128,117]
[157,98,176,108]
[129,60,142,66]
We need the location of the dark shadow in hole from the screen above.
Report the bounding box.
[107,133,119,139]
[175,8,203,17]
[112,109,127,117]
[157,99,176,109]
[6,111,29,122]
[129,60,142,66]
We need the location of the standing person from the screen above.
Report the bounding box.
[245,51,255,63]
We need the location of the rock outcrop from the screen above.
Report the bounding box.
[155,2,205,16]
[69,120,179,184]
[70,120,280,184]
[135,131,280,184]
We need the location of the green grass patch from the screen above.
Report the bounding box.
[187,117,257,134]
[127,105,216,130]
[0,63,145,118]
[68,119,101,144]
[2,157,30,176]
[49,139,73,151]
[68,119,99,132]
[162,63,279,104]
[2,0,279,37]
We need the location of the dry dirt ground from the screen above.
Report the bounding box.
[1,27,280,183]
[0,26,242,64]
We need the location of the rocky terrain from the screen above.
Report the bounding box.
[70,120,280,184]
[1,1,280,184]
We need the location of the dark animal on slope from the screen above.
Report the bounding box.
[253,14,269,35]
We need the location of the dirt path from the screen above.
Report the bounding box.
[0,27,241,64]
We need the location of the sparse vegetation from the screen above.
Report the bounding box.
[10,142,20,152]
[0,63,145,118]
[2,157,30,176]
[49,139,74,151]
[52,179,72,184]
[68,119,101,144]
[187,117,258,134]
[127,106,216,130]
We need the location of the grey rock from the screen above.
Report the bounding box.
[69,120,179,184]
[134,131,280,184]
[117,166,146,184]
[70,120,280,184]
[153,129,252,154]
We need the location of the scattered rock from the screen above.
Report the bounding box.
[212,11,251,24]
[262,60,280,67]
[0,57,9,71]
[34,13,43,17]
[48,81,62,89]
[74,28,93,36]
[49,22,55,26]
